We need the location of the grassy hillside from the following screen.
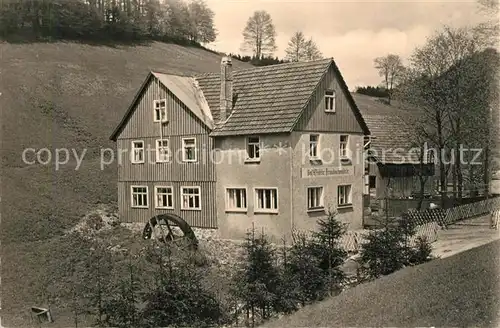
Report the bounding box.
[0,41,252,326]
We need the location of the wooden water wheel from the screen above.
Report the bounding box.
[142,214,198,250]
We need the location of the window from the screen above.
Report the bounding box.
[181,186,201,210]
[154,99,167,122]
[226,188,247,212]
[309,134,319,159]
[255,188,278,213]
[155,186,173,209]
[131,140,144,164]
[338,185,352,206]
[131,186,148,208]
[246,136,260,161]
[369,176,376,189]
[156,139,170,163]
[340,135,349,158]
[325,90,336,112]
[307,187,324,211]
[182,138,197,162]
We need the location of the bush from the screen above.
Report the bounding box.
[407,236,433,265]
[358,215,434,279]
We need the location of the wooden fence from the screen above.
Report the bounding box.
[339,196,500,254]
[407,196,500,228]
[339,221,439,255]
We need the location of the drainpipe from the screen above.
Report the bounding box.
[490,70,500,197]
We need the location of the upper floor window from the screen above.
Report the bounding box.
[131,185,148,208]
[309,134,320,159]
[131,140,144,164]
[325,90,336,112]
[154,99,167,122]
[338,184,352,207]
[340,135,349,158]
[156,139,170,163]
[182,138,197,162]
[246,136,260,162]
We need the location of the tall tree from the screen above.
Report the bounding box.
[241,10,277,58]
[304,37,323,61]
[396,26,486,204]
[187,0,217,43]
[373,54,405,105]
[285,31,307,62]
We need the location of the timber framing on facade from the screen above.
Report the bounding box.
[110,57,371,240]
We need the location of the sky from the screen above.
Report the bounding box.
[204,0,493,88]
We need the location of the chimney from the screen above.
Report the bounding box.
[219,56,233,122]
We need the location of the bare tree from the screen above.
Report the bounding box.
[285,31,307,62]
[373,54,405,105]
[304,37,323,61]
[241,10,277,58]
[284,32,322,62]
[396,26,484,206]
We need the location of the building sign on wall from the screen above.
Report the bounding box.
[301,166,353,178]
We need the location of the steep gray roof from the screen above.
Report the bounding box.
[352,93,421,164]
[196,58,369,136]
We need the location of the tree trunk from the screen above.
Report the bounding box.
[484,143,490,196]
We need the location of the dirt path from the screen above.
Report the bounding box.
[432,214,500,259]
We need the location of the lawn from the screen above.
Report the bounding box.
[264,239,500,327]
[0,41,252,326]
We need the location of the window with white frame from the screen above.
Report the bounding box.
[340,135,349,158]
[325,90,336,112]
[155,186,173,209]
[131,186,148,208]
[309,134,319,159]
[338,184,352,206]
[182,138,197,162]
[155,139,170,163]
[131,140,145,164]
[226,188,247,211]
[181,186,201,210]
[255,188,278,213]
[246,136,260,161]
[154,99,167,122]
[307,186,324,210]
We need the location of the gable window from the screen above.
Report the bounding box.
[226,188,247,212]
[246,136,260,161]
[155,186,173,209]
[131,186,148,208]
[255,188,278,213]
[131,140,145,164]
[154,99,167,122]
[156,139,170,163]
[309,134,320,159]
[339,135,349,158]
[325,90,336,112]
[182,138,197,162]
[181,186,201,210]
[307,186,324,211]
[338,184,352,206]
